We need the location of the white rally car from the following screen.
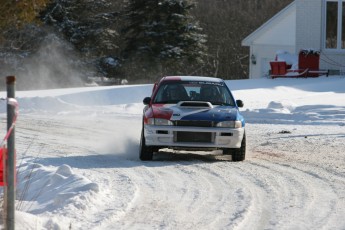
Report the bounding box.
[140,76,246,161]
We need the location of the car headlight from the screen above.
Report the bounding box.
[216,120,242,128]
[147,118,173,126]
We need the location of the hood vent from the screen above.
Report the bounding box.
[177,101,213,108]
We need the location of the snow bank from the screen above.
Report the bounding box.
[15,163,99,229]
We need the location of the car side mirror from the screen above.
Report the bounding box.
[236,100,244,108]
[143,97,151,105]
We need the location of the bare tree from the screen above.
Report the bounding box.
[191,0,293,79]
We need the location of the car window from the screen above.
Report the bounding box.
[154,83,189,103]
[153,81,235,106]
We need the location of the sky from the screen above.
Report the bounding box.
[1,75,345,229]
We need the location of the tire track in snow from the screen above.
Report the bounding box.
[98,160,272,229]
[100,162,244,229]
[232,158,345,229]
[102,157,345,229]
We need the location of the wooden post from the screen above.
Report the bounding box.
[5,76,16,230]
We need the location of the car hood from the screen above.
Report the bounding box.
[151,102,240,122]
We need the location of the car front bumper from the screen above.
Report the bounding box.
[144,125,245,149]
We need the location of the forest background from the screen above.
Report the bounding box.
[0,0,292,89]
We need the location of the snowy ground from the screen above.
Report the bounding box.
[1,76,345,229]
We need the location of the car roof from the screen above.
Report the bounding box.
[159,76,224,83]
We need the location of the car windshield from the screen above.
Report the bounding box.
[153,81,235,106]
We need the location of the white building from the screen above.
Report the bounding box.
[242,0,345,79]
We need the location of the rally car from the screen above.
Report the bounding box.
[139,76,246,161]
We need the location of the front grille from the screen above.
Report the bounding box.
[175,131,213,143]
[174,120,215,127]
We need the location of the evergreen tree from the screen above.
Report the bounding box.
[121,0,207,79]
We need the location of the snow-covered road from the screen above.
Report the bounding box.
[1,77,345,229]
[15,113,345,229]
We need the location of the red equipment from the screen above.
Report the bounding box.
[270,50,329,79]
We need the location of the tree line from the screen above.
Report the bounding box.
[0,0,292,87]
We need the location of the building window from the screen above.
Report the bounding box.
[325,0,345,50]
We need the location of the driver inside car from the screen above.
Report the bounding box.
[163,84,189,102]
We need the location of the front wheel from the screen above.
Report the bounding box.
[223,133,246,161]
[232,133,246,161]
[139,129,153,161]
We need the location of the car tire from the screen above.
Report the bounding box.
[139,129,153,161]
[222,133,246,161]
[232,133,246,162]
